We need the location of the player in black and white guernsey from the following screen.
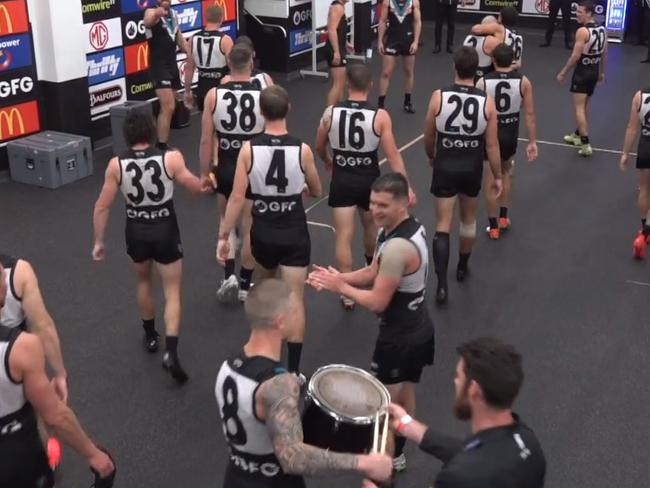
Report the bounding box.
[0,263,115,487]
[215,279,392,488]
[557,0,607,157]
[93,111,205,384]
[463,16,499,83]
[144,0,189,150]
[377,0,422,113]
[218,86,322,378]
[424,47,502,305]
[308,174,434,472]
[620,87,650,259]
[201,45,265,304]
[471,7,523,68]
[184,4,232,112]
[233,36,274,91]
[316,64,415,310]
[477,44,538,240]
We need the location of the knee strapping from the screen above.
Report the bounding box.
[459,221,477,238]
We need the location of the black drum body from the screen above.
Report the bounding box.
[302,364,390,454]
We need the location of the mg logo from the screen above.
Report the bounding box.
[89,22,109,51]
[535,0,549,13]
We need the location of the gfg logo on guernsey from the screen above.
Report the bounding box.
[289,29,311,54]
[87,48,125,85]
[0,34,33,72]
[0,0,30,36]
[173,3,201,32]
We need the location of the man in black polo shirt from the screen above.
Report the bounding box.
[387,337,546,487]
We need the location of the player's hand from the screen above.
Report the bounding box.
[408,187,417,207]
[88,447,115,481]
[409,42,418,55]
[361,479,380,488]
[378,43,385,55]
[200,174,214,192]
[184,91,194,109]
[493,177,503,198]
[92,243,105,262]
[556,71,565,83]
[619,154,628,171]
[333,52,341,65]
[216,238,230,266]
[358,453,393,482]
[158,5,169,16]
[526,141,538,162]
[307,265,343,293]
[598,72,605,84]
[52,375,68,403]
[387,402,408,430]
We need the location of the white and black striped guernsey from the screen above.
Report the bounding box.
[249,134,306,228]
[463,35,493,79]
[504,27,524,66]
[191,29,228,80]
[327,100,381,182]
[0,255,25,330]
[575,22,606,78]
[483,71,523,142]
[434,84,488,172]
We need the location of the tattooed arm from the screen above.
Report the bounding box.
[257,373,392,480]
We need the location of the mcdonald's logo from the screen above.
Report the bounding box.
[124,42,150,74]
[0,99,39,142]
[0,0,29,35]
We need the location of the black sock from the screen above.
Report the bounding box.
[404,93,411,105]
[224,259,235,279]
[574,129,580,136]
[239,267,254,291]
[458,252,471,271]
[580,135,590,145]
[166,336,178,356]
[499,207,508,219]
[142,319,156,338]
[156,141,168,151]
[642,218,646,229]
[394,436,407,457]
[378,96,386,108]
[287,342,303,373]
[488,217,498,230]
[433,232,450,288]
[365,254,374,266]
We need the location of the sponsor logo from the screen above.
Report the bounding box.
[218,20,236,38]
[130,80,154,94]
[582,57,600,65]
[127,208,171,219]
[230,454,280,477]
[292,7,311,27]
[90,84,123,108]
[0,75,33,98]
[0,100,39,142]
[0,0,29,35]
[82,0,117,15]
[0,419,23,435]
[219,138,241,150]
[125,42,149,74]
[87,47,125,85]
[535,0,549,13]
[335,155,373,167]
[173,3,202,32]
[89,22,110,51]
[442,137,480,149]
[0,34,32,72]
[125,19,146,40]
[254,200,297,214]
[289,28,311,54]
[407,295,424,311]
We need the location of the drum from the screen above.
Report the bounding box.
[302,364,390,454]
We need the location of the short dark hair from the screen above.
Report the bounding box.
[205,5,224,23]
[234,35,255,52]
[579,0,595,14]
[500,6,518,27]
[245,279,292,329]
[371,173,409,200]
[457,337,524,409]
[260,85,289,121]
[228,44,253,73]
[492,43,514,68]
[346,63,372,92]
[123,110,156,147]
[454,46,478,80]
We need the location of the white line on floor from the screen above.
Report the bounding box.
[307,221,336,232]
[518,138,636,156]
[305,134,424,214]
[625,279,650,287]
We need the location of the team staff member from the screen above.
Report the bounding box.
[0,264,115,488]
[217,86,322,378]
[471,7,523,67]
[386,337,546,488]
[620,87,650,259]
[463,16,499,83]
[93,112,205,384]
[308,174,435,472]
[216,279,392,488]
[540,0,573,49]
[184,5,233,111]
[557,0,606,158]
[201,45,264,304]
[377,0,421,114]
[432,0,461,54]
[144,0,190,150]
[325,0,351,107]
[477,44,538,239]
[424,47,502,305]
[316,64,415,310]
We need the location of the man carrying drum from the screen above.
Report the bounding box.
[308,173,435,473]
